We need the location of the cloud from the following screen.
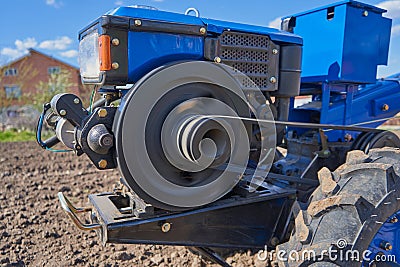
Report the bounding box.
[39,36,72,50]
[45,0,63,8]
[377,0,400,19]
[0,37,37,60]
[15,38,37,51]
[59,49,78,58]
[268,17,282,29]
[392,24,400,36]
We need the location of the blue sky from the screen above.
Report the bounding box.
[1,0,399,77]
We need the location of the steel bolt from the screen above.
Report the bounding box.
[390,216,398,223]
[214,56,221,63]
[382,104,389,111]
[270,76,277,84]
[363,10,369,17]
[98,159,108,169]
[111,38,120,46]
[199,27,206,35]
[97,109,108,118]
[272,49,279,55]
[380,241,392,251]
[134,19,142,26]
[73,98,80,104]
[59,109,67,116]
[112,62,119,70]
[161,222,171,233]
[344,133,352,142]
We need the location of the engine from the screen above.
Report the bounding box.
[38,6,303,211]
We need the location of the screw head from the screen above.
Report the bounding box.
[199,27,206,35]
[98,159,108,169]
[112,62,119,70]
[111,38,120,46]
[382,104,389,111]
[161,222,171,233]
[59,110,67,116]
[363,10,369,17]
[272,49,279,55]
[97,108,108,118]
[134,19,142,26]
[269,76,277,84]
[380,241,392,251]
[390,216,398,223]
[214,56,221,63]
[73,98,80,104]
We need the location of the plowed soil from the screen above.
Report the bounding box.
[0,142,266,267]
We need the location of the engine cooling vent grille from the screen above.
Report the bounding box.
[218,31,278,91]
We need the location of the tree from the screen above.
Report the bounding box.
[29,69,76,112]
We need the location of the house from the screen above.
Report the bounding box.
[0,48,83,107]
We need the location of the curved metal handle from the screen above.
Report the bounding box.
[185,7,200,17]
[58,192,101,231]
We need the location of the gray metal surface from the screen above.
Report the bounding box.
[114,61,275,209]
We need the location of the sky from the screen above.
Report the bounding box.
[1,0,399,77]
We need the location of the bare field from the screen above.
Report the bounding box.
[0,142,265,267]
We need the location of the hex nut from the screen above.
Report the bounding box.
[161,222,171,233]
[98,159,108,169]
[59,110,67,116]
[199,27,206,35]
[269,76,277,84]
[97,109,108,118]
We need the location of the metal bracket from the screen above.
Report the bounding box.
[58,192,101,231]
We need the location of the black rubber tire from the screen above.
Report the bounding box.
[277,147,400,267]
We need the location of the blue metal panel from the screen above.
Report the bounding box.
[105,6,302,45]
[290,0,392,84]
[342,5,392,82]
[290,78,400,142]
[106,7,204,25]
[285,0,386,19]
[127,31,204,83]
[201,18,302,45]
[292,4,347,81]
[366,210,400,266]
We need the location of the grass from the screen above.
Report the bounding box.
[0,129,52,142]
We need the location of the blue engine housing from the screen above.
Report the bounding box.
[79,6,302,88]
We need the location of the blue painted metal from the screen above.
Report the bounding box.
[366,210,400,265]
[288,0,391,84]
[102,5,302,84]
[107,6,303,44]
[201,18,302,45]
[106,6,204,25]
[127,32,204,83]
[289,76,400,141]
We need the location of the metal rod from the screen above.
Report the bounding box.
[300,154,319,179]
[58,192,101,231]
[200,115,383,133]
